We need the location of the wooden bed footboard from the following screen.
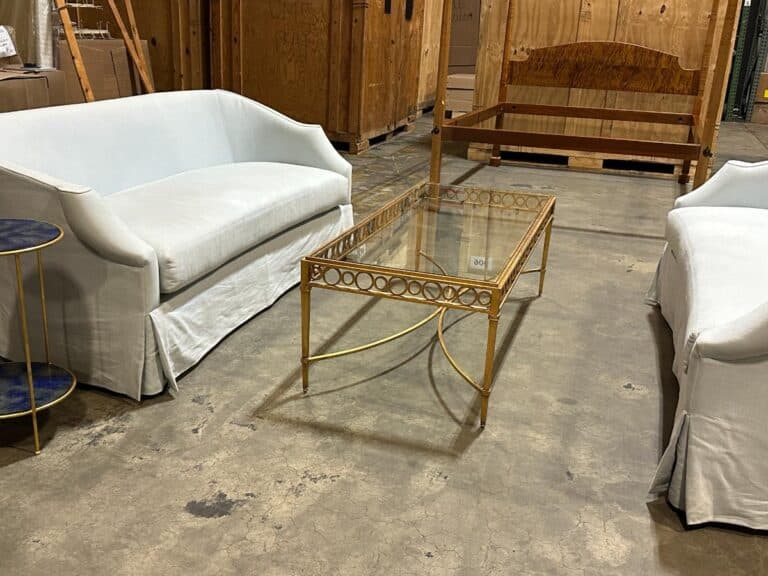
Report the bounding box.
[441,41,705,181]
[506,42,701,96]
[430,0,741,189]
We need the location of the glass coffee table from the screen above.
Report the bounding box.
[300,183,555,427]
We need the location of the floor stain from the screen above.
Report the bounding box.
[184,491,245,518]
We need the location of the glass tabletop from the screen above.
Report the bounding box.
[340,184,552,283]
[0,219,62,256]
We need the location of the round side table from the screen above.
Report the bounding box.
[0,219,76,454]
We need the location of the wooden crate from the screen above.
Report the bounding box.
[471,0,740,169]
[209,0,426,154]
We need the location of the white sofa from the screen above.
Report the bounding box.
[648,160,768,529]
[0,90,353,400]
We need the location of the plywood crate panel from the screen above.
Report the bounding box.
[418,0,444,110]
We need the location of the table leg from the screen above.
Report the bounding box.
[480,314,499,428]
[538,218,554,297]
[15,255,40,455]
[36,252,51,364]
[300,261,311,393]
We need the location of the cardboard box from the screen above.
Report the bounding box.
[446,73,475,116]
[752,102,768,125]
[57,39,153,104]
[0,26,65,113]
[447,73,475,91]
[0,67,66,113]
[449,0,481,74]
[755,73,768,104]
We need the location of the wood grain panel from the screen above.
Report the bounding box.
[566,0,620,136]
[418,0,443,108]
[238,0,332,125]
[508,43,700,94]
[502,0,581,136]
[609,0,713,141]
[361,0,396,135]
[393,0,425,123]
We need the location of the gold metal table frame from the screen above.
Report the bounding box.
[300,183,555,427]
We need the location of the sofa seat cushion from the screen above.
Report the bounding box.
[667,207,768,339]
[108,162,350,293]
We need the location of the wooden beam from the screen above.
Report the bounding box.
[187,0,203,89]
[693,0,741,188]
[429,0,453,184]
[53,0,95,102]
[123,0,155,92]
[490,0,518,165]
[502,103,695,125]
[441,126,701,160]
[106,0,155,93]
[209,0,223,88]
[443,104,503,127]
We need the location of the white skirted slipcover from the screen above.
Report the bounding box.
[648,160,768,529]
[0,90,353,400]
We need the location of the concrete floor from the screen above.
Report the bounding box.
[1,118,767,575]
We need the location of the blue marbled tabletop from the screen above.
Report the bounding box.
[0,219,62,255]
[0,362,76,417]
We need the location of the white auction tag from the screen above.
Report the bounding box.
[0,26,17,59]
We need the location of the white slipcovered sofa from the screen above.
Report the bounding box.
[648,160,768,529]
[0,90,353,400]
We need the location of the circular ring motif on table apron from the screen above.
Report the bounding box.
[459,288,478,306]
[389,277,408,296]
[322,268,340,286]
[422,282,442,301]
[356,272,374,291]
[374,276,388,291]
[407,281,421,296]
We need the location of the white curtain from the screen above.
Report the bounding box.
[0,0,53,68]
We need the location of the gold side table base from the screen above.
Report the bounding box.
[1,219,74,455]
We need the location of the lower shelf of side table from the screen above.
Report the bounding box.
[0,362,77,419]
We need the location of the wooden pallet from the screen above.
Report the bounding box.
[415,101,436,119]
[331,123,416,155]
[467,145,695,182]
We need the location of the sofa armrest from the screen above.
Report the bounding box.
[0,162,156,269]
[676,160,768,210]
[59,190,156,268]
[215,90,352,200]
[695,302,768,362]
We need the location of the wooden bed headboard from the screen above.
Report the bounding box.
[507,42,701,96]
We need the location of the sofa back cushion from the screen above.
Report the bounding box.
[0,90,233,196]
